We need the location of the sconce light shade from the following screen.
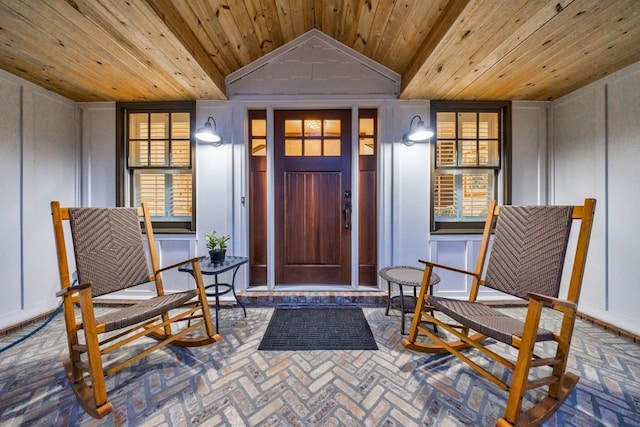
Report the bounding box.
[402,115,434,145]
[196,117,223,146]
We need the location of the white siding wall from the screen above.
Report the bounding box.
[0,70,79,330]
[551,61,640,335]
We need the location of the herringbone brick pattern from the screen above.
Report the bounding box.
[0,306,638,426]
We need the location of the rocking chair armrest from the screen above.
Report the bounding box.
[155,256,206,274]
[418,259,480,279]
[528,292,577,312]
[56,282,91,298]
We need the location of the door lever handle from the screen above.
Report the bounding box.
[344,201,352,229]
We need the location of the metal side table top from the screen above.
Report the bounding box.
[379,266,440,335]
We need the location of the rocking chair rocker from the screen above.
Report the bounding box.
[402,198,596,426]
[51,201,220,418]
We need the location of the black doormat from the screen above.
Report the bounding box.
[258,308,378,351]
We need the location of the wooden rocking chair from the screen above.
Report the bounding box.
[402,198,596,426]
[51,201,220,418]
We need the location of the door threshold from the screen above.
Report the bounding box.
[246,284,380,292]
[238,287,387,307]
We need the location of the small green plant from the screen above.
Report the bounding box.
[205,231,230,252]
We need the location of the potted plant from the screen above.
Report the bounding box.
[205,231,230,264]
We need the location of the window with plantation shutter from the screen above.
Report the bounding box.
[117,102,196,233]
[431,101,511,233]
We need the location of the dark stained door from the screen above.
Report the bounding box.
[274,110,352,284]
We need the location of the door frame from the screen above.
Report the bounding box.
[273,109,353,285]
[260,105,364,290]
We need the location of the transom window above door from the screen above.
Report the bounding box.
[284,119,342,156]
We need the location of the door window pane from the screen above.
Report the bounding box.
[359,118,375,156]
[304,139,322,156]
[324,120,341,137]
[285,120,302,137]
[285,139,302,156]
[251,119,267,157]
[324,139,341,156]
[252,138,267,156]
[252,119,266,136]
[304,120,321,137]
[359,137,374,155]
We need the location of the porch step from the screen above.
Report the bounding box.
[237,291,388,308]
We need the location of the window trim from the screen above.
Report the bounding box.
[116,101,197,233]
[430,100,511,234]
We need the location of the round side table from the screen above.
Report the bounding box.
[379,266,440,335]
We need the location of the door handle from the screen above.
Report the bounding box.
[343,201,352,229]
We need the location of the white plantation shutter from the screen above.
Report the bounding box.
[136,173,166,216]
[150,140,167,166]
[462,173,490,217]
[434,174,455,217]
[171,140,190,166]
[172,174,192,217]
[436,140,455,166]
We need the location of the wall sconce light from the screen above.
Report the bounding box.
[402,115,434,146]
[195,117,223,146]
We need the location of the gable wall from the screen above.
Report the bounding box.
[227,30,400,99]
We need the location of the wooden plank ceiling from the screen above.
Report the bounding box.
[0,0,639,102]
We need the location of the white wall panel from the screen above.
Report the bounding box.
[512,102,549,205]
[156,239,195,292]
[551,88,607,316]
[392,102,431,268]
[604,64,640,333]
[0,70,79,330]
[196,102,234,260]
[431,240,468,294]
[551,61,640,334]
[80,103,116,207]
[22,90,78,310]
[0,76,23,320]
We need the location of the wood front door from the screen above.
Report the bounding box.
[274,110,352,284]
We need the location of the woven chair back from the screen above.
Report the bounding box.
[69,207,150,297]
[484,205,573,300]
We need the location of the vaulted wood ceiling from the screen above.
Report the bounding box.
[1,0,639,102]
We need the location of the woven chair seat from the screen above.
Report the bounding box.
[428,296,555,345]
[95,290,197,332]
